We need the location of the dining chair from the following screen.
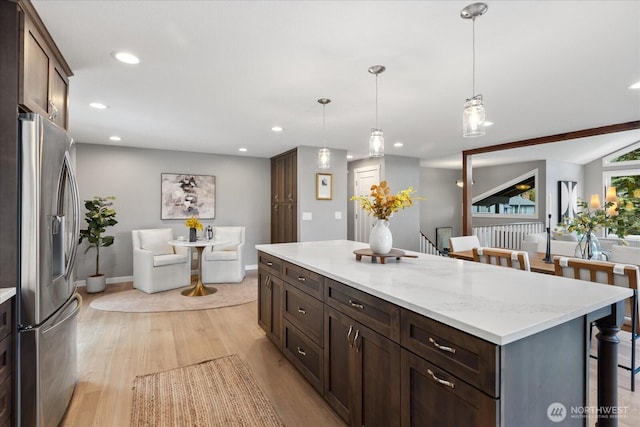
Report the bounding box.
[449,235,481,252]
[472,247,531,271]
[553,256,639,391]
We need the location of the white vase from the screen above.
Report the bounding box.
[370,219,393,254]
[86,274,106,293]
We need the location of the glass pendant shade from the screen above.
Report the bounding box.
[463,96,485,137]
[369,129,384,157]
[318,147,331,169]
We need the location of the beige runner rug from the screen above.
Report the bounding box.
[130,354,282,426]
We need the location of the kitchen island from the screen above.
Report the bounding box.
[256,240,632,427]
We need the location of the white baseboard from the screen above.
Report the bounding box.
[245,264,257,271]
[75,275,133,287]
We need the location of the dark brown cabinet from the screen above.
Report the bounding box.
[257,252,283,348]
[271,149,297,243]
[18,1,72,129]
[325,306,400,427]
[0,298,13,427]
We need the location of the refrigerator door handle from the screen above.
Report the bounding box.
[42,293,82,335]
[62,152,81,281]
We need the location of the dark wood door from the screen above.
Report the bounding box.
[271,149,297,243]
[325,306,401,427]
[258,270,283,349]
[324,306,352,423]
[352,320,400,427]
[400,349,498,427]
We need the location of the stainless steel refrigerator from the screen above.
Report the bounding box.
[17,113,82,427]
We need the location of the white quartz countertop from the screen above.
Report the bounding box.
[256,240,633,346]
[0,287,16,305]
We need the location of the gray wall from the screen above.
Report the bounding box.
[347,155,420,251]
[74,144,270,281]
[420,167,462,243]
[297,145,348,241]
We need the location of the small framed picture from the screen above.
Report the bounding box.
[316,173,333,200]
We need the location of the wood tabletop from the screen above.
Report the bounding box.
[448,250,557,275]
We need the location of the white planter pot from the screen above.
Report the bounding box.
[86,274,106,293]
[370,219,393,254]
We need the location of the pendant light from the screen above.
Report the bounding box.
[461,3,488,137]
[368,65,386,157]
[317,98,331,169]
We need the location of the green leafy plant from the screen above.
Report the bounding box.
[79,196,118,276]
[560,194,639,240]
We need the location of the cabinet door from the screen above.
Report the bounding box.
[258,270,283,348]
[49,63,68,128]
[351,319,400,427]
[400,349,498,427]
[324,306,353,423]
[22,16,50,116]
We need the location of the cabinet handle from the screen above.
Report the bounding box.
[429,337,456,354]
[296,347,306,357]
[297,307,306,315]
[348,300,364,310]
[266,261,273,266]
[297,276,306,282]
[353,330,360,352]
[347,325,354,347]
[48,100,59,120]
[274,194,279,202]
[427,369,455,389]
[265,276,271,289]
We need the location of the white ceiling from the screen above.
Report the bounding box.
[32,0,640,168]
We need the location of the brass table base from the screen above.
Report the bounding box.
[181,279,217,297]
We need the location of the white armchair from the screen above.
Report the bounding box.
[201,226,245,283]
[132,228,190,293]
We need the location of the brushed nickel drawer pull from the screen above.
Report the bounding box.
[347,325,354,347]
[348,300,364,310]
[266,261,273,266]
[297,307,307,315]
[265,276,271,289]
[297,276,306,282]
[296,347,306,356]
[427,369,455,389]
[353,330,360,352]
[429,337,456,354]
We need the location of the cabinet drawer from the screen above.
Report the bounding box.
[283,320,323,393]
[284,283,323,346]
[0,301,10,341]
[258,251,283,276]
[283,262,323,300]
[0,334,11,386]
[0,372,10,427]
[401,349,497,427]
[325,278,400,343]
[401,309,499,397]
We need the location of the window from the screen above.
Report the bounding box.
[472,169,538,218]
[602,140,640,167]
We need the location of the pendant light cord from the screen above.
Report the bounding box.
[472,17,476,96]
[375,74,379,128]
[322,104,326,142]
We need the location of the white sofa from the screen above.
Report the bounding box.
[522,232,580,257]
[201,226,245,283]
[132,228,190,293]
[610,244,640,264]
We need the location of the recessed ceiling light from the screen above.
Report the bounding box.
[112,51,140,64]
[629,81,640,90]
[271,126,283,132]
[393,142,403,148]
[89,102,108,109]
[239,148,247,152]
[109,136,122,142]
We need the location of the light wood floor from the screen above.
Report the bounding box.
[61,283,638,426]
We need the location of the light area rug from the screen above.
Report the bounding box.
[130,354,282,427]
[90,274,257,313]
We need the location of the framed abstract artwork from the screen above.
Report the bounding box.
[316,173,333,200]
[161,173,216,219]
[558,180,578,221]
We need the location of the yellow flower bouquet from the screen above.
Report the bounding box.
[351,181,418,220]
[185,216,203,230]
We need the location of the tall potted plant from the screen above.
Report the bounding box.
[79,196,117,293]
